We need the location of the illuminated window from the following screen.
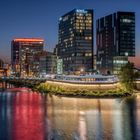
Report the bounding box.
[122,19,132,23]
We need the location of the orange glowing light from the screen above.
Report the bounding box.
[13,38,44,42]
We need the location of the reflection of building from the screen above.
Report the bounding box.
[12,92,46,140]
[47,96,117,139]
[11,38,44,77]
[55,9,94,74]
[96,12,135,74]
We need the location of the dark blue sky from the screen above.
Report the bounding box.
[0,0,140,65]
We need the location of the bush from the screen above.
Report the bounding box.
[36,82,131,98]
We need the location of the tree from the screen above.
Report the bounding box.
[119,62,138,93]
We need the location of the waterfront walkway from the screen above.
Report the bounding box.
[1,76,140,90]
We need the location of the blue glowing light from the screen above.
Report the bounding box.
[76,9,87,14]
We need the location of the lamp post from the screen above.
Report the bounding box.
[80,67,85,75]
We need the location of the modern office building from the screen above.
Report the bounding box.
[55,9,94,74]
[11,38,44,77]
[96,11,135,74]
[37,51,57,77]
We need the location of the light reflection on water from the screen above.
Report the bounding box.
[0,88,140,140]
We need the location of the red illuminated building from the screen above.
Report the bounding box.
[11,38,44,77]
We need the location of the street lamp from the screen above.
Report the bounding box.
[80,67,85,75]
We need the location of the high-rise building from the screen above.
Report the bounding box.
[11,38,44,77]
[55,9,94,74]
[96,12,135,74]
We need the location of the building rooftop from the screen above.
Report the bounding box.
[13,38,44,42]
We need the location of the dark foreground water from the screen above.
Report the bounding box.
[0,88,140,140]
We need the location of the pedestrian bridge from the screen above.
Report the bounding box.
[0,77,46,89]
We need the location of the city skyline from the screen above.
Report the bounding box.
[0,0,140,67]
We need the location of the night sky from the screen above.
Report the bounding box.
[0,0,140,66]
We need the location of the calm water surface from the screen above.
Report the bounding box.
[0,87,140,140]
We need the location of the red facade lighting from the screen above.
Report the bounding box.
[13,38,44,42]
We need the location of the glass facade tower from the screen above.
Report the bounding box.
[55,9,94,74]
[96,12,135,74]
